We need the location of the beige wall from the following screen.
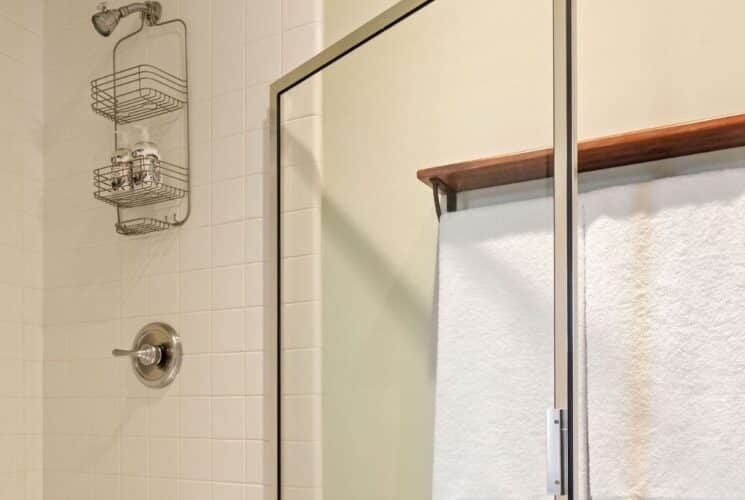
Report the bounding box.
[320,1,554,499]
[318,1,745,500]
[0,2,44,499]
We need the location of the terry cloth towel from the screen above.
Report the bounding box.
[434,196,559,499]
[583,168,745,498]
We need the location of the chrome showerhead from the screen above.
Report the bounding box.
[91,2,162,37]
[92,7,122,36]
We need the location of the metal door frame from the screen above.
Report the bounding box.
[270,0,578,497]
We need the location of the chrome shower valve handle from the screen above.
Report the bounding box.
[112,344,162,366]
[113,322,182,388]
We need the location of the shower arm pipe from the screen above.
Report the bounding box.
[111,16,191,228]
[114,2,154,17]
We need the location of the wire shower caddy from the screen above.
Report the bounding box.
[90,9,190,236]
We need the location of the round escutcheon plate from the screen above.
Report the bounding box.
[130,322,182,388]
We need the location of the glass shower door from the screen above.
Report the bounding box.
[277,0,574,498]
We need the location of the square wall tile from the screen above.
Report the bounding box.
[180,269,212,312]
[245,396,264,439]
[282,23,322,72]
[244,174,265,219]
[213,90,245,139]
[244,218,264,263]
[281,349,320,395]
[213,0,246,51]
[179,311,211,354]
[149,437,179,477]
[213,439,245,482]
[246,0,281,41]
[213,309,245,352]
[212,353,245,395]
[282,301,320,349]
[282,255,320,303]
[281,76,321,120]
[179,226,212,271]
[213,482,244,500]
[179,480,211,500]
[212,178,246,225]
[244,351,264,395]
[212,266,246,309]
[212,133,246,181]
[180,397,211,438]
[283,0,322,30]
[246,35,281,86]
[213,43,245,96]
[245,129,267,175]
[281,441,321,488]
[281,165,320,212]
[245,84,269,132]
[180,438,211,481]
[282,209,319,257]
[190,184,212,227]
[280,116,321,167]
[244,262,264,307]
[213,221,245,267]
[191,139,212,187]
[149,273,180,314]
[181,0,212,101]
[212,397,245,439]
[150,478,178,500]
[245,440,264,484]
[244,306,264,351]
[282,396,321,441]
[121,436,148,476]
[180,355,211,396]
[150,397,179,437]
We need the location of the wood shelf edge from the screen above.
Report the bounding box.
[417,113,745,193]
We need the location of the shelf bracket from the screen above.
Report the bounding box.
[431,177,456,220]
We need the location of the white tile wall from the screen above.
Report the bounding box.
[278,8,323,495]
[39,2,324,500]
[0,1,44,498]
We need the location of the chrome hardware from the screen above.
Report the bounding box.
[113,322,182,388]
[112,345,162,366]
[547,408,568,495]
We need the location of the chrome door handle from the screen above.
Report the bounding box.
[112,344,162,366]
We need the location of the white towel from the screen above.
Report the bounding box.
[583,168,745,499]
[434,197,555,499]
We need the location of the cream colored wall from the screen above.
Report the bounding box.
[321,1,553,499]
[0,2,44,499]
[319,1,745,500]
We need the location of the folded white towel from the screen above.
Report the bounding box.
[583,167,745,499]
[434,197,555,499]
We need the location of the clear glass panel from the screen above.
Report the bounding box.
[579,2,745,497]
[280,1,559,498]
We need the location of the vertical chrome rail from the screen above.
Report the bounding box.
[551,0,577,497]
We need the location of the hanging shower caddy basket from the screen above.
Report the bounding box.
[93,156,188,208]
[90,6,190,236]
[91,64,188,125]
[115,217,173,235]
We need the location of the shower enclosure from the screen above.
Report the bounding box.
[276,0,745,499]
[276,0,575,498]
[2,0,744,499]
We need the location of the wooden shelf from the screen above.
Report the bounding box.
[417,114,745,192]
